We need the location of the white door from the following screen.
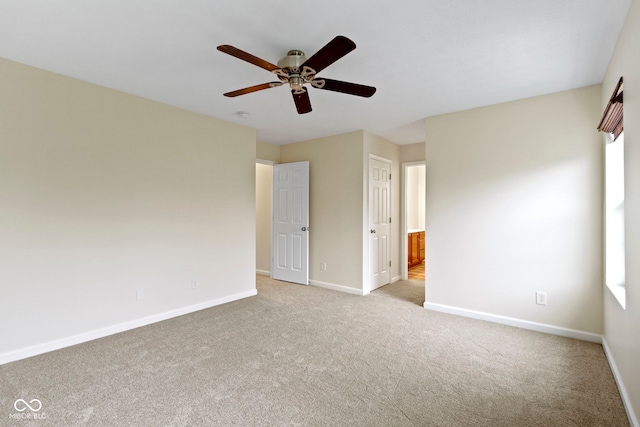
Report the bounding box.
[272,161,309,285]
[369,157,391,290]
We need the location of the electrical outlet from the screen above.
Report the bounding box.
[136,288,145,301]
[191,280,198,290]
[536,291,547,306]
[321,262,327,271]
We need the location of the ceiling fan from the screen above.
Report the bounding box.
[217,36,376,114]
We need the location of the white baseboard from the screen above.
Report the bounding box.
[391,275,401,284]
[0,289,257,366]
[256,269,270,277]
[423,301,602,343]
[310,279,365,296]
[602,338,639,427]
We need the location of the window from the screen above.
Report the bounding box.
[599,77,625,308]
[605,132,625,308]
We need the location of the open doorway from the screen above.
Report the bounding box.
[402,162,426,282]
[256,160,274,277]
[372,161,424,306]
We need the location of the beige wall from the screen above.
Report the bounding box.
[400,142,426,162]
[425,85,604,333]
[261,133,402,292]
[257,140,280,163]
[407,165,426,231]
[602,0,640,423]
[280,131,364,291]
[0,58,257,358]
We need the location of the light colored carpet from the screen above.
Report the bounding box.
[0,276,628,426]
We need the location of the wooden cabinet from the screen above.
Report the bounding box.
[408,231,425,268]
[408,232,419,268]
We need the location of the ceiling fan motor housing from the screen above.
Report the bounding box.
[275,50,315,93]
[277,50,306,71]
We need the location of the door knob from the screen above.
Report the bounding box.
[370,229,376,234]
[301,227,308,231]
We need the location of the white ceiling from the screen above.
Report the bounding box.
[0,0,632,145]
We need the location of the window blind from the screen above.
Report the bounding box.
[597,77,623,140]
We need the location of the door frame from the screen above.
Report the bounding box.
[401,161,426,281]
[364,154,392,294]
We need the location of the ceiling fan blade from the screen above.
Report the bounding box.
[217,45,280,72]
[223,82,283,97]
[292,88,312,114]
[302,36,356,74]
[312,78,376,97]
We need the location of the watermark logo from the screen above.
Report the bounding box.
[9,398,47,420]
[14,399,42,412]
